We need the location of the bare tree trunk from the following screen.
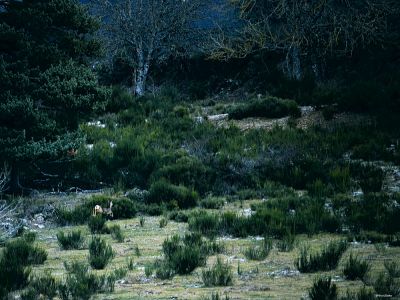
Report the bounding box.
[291,47,302,80]
[134,46,151,96]
[134,62,149,96]
[282,46,302,80]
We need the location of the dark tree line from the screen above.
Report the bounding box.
[0,0,109,192]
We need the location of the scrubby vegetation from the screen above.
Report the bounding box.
[295,240,348,273]
[57,230,85,250]
[342,254,370,281]
[1,0,400,299]
[201,257,233,287]
[88,237,115,269]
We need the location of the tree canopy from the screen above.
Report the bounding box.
[0,0,110,191]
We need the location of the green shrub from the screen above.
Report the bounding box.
[0,235,47,298]
[168,210,189,223]
[276,231,296,252]
[106,85,135,112]
[89,237,115,269]
[109,224,124,243]
[200,196,225,209]
[384,260,400,278]
[147,180,199,209]
[56,196,137,226]
[111,198,137,219]
[229,96,301,120]
[151,155,213,195]
[159,217,168,228]
[244,238,273,261]
[343,254,370,281]
[57,230,85,250]
[352,163,384,194]
[308,277,337,300]
[162,234,206,275]
[154,260,175,280]
[61,261,117,300]
[88,215,108,234]
[340,287,375,300]
[202,257,233,287]
[295,240,348,273]
[329,165,352,193]
[373,272,400,297]
[29,271,58,300]
[188,210,220,238]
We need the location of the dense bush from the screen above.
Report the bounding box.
[229,96,301,120]
[202,257,233,287]
[308,277,337,300]
[276,231,296,252]
[60,261,122,300]
[57,230,85,250]
[188,210,221,238]
[147,180,199,209]
[340,287,375,300]
[161,233,207,275]
[56,196,137,225]
[109,224,125,242]
[28,271,58,300]
[352,163,384,194]
[343,254,370,281]
[0,234,47,298]
[200,196,225,209]
[151,155,214,195]
[89,237,115,269]
[168,210,189,223]
[384,260,400,278]
[88,215,108,234]
[153,232,221,279]
[373,272,400,297]
[295,240,348,273]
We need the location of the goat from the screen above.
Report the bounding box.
[92,201,113,218]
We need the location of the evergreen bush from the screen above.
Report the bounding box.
[343,254,370,281]
[57,230,85,250]
[202,257,233,287]
[88,237,115,269]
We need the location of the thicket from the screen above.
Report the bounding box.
[88,236,115,269]
[0,233,47,298]
[57,230,85,250]
[228,96,301,120]
[201,257,233,287]
[342,254,370,281]
[149,233,223,279]
[295,240,348,273]
[56,195,137,225]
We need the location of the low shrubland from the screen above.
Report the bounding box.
[295,240,348,273]
[308,277,337,300]
[56,195,137,226]
[342,254,370,281]
[228,96,301,120]
[0,233,47,298]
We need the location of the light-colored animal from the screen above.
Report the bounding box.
[92,201,113,218]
